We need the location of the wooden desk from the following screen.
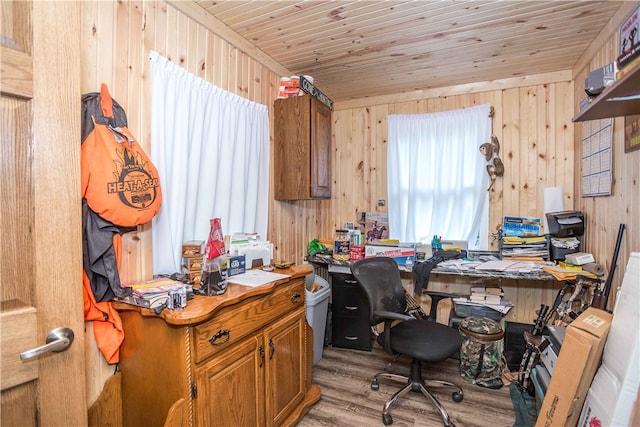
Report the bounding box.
[308,254,566,324]
[115,265,320,427]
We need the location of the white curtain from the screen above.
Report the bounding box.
[387,104,491,249]
[149,51,269,275]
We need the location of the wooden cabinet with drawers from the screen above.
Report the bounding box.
[117,266,320,427]
[330,273,373,351]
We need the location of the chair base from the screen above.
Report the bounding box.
[371,358,463,427]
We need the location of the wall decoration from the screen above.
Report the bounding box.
[624,114,640,153]
[581,118,613,197]
[357,212,389,242]
[479,135,504,191]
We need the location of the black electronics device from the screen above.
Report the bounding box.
[584,63,616,97]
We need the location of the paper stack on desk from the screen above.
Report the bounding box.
[474,260,541,273]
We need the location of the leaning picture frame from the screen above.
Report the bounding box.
[625,114,640,153]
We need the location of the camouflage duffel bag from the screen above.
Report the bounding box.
[459,316,505,389]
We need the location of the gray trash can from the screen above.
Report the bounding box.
[306,275,331,365]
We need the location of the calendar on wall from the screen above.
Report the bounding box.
[581,118,613,197]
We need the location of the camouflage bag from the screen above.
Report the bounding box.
[459,316,505,389]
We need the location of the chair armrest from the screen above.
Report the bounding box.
[376,312,415,355]
[375,310,415,322]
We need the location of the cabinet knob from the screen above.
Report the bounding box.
[258,345,265,367]
[290,292,302,303]
[269,338,275,360]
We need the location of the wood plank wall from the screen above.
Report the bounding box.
[571,4,640,309]
[82,0,639,408]
[329,81,576,326]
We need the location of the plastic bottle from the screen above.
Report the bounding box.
[333,230,350,261]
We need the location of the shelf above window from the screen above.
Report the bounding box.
[572,64,640,122]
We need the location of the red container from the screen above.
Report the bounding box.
[350,245,364,261]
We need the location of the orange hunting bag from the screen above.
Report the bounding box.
[81,84,162,227]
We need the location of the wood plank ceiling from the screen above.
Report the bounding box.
[193,1,625,102]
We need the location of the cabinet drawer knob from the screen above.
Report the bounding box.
[345,336,359,341]
[344,306,358,311]
[290,292,302,303]
[208,329,230,345]
[345,279,358,284]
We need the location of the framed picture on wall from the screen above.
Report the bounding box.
[625,115,640,153]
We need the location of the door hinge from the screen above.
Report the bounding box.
[191,383,197,399]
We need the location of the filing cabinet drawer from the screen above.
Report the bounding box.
[331,273,368,317]
[332,315,373,351]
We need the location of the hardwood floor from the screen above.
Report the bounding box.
[299,345,517,427]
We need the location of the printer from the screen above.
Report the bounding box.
[546,210,584,261]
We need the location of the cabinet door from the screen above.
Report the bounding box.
[273,96,331,200]
[263,309,306,426]
[309,98,331,199]
[195,335,265,427]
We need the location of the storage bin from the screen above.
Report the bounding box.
[306,275,331,365]
[454,301,502,321]
[459,316,505,389]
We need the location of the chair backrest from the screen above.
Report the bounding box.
[351,257,408,326]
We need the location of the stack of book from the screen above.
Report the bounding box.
[469,285,504,305]
[117,278,186,309]
[453,285,513,316]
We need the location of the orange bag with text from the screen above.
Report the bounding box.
[81,84,162,227]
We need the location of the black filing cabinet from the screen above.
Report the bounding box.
[330,273,373,351]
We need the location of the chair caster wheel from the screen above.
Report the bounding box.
[452,391,464,402]
[371,379,379,391]
[382,413,393,425]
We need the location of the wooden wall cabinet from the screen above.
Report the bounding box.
[274,96,331,200]
[117,267,320,427]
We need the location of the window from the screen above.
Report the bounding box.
[387,104,491,249]
[149,51,269,275]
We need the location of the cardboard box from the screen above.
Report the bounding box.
[502,216,542,237]
[578,253,639,427]
[182,256,203,272]
[365,243,415,267]
[535,307,612,427]
[182,240,204,257]
[226,254,246,277]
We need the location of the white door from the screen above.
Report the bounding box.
[1,1,86,425]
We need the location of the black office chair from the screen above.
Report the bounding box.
[351,257,464,427]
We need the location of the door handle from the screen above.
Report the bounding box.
[20,327,74,360]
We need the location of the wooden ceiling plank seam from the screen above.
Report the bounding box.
[210,1,421,36]
[276,28,603,71]
[223,2,620,53]
[259,12,615,68]
[225,0,609,43]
